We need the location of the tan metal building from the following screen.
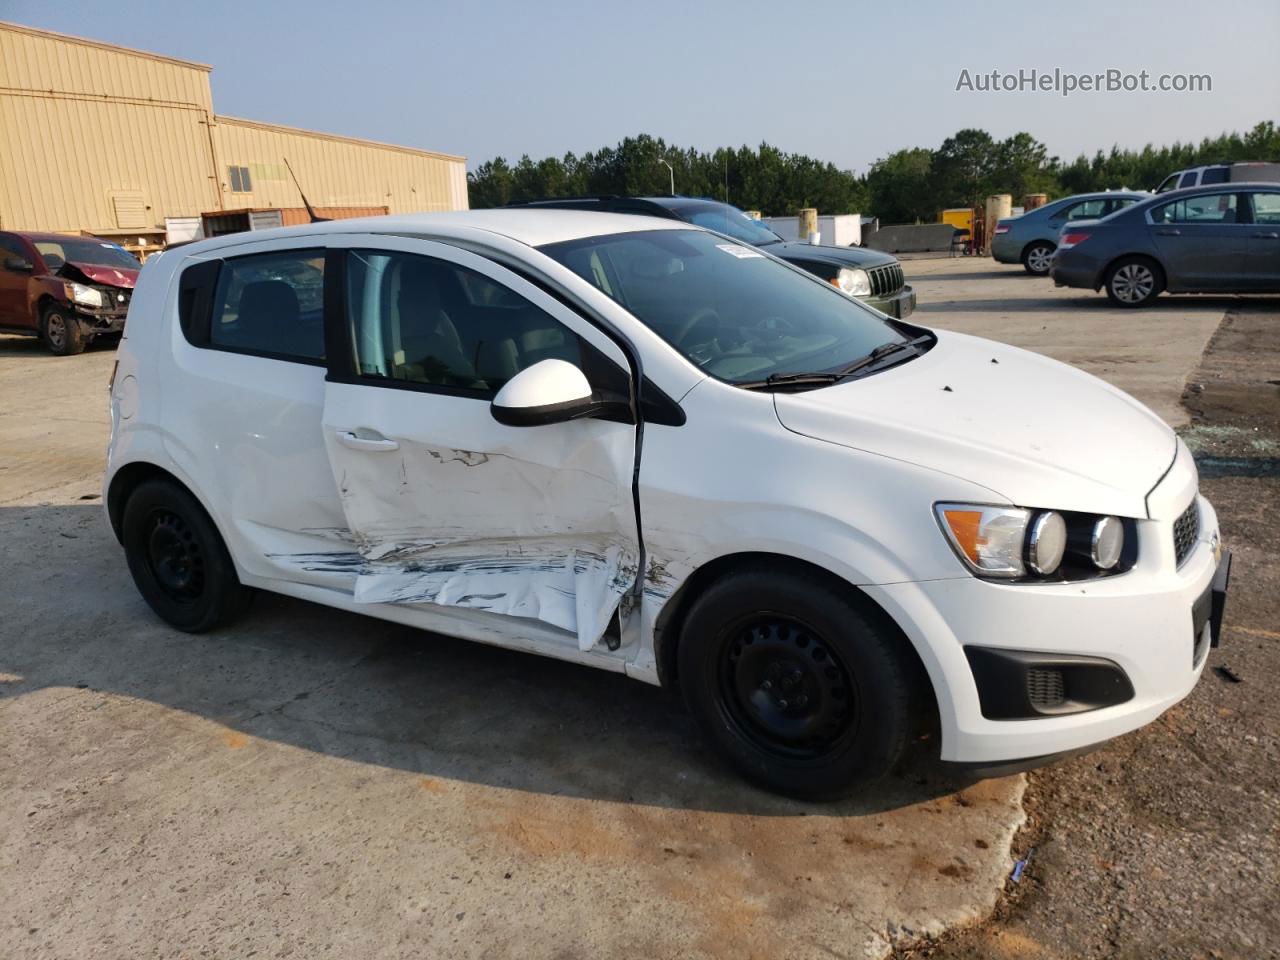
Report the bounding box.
[0,20,467,245]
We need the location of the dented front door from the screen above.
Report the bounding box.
[321,237,639,652]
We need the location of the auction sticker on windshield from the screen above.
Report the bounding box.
[716,243,763,259]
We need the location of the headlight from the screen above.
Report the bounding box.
[935,504,1031,578]
[937,504,1126,580]
[1089,516,1124,570]
[1026,511,1066,575]
[65,282,103,308]
[835,267,871,297]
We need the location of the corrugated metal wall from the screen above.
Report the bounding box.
[211,117,467,216]
[0,22,221,233]
[0,20,467,235]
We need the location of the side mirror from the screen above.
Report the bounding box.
[4,256,33,273]
[490,359,602,427]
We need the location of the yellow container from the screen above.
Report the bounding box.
[940,208,973,232]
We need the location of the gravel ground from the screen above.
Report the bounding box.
[895,300,1280,960]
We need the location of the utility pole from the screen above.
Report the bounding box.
[657,158,674,196]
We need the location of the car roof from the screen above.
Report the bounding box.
[174,209,692,257]
[5,230,106,243]
[1051,191,1148,202]
[1142,181,1279,200]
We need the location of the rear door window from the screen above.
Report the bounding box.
[1249,193,1280,225]
[1151,194,1239,224]
[208,249,326,361]
[1199,167,1230,185]
[1063,199,1108,220]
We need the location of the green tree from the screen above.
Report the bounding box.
[866,148,935,223]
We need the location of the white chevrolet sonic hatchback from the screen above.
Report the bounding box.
[106,210,1230,797]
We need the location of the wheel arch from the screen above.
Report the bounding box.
[107,460,223,547]
[650,551,939,734]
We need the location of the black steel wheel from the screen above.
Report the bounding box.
[144,509,207,603]
[122,478,253,632]
[719,616,857,758]
[678,565,915,799]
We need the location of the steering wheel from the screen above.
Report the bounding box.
[750,315,796,338]
[673,307,721,347]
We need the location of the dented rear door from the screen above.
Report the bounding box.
[321,236,639,652]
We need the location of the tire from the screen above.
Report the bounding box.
[677,566,913,799]
[122,478,254,632]
[1105,257,1163,307]
[40,303,87,356]
[1022,241,1055,276]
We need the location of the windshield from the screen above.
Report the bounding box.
[671,203,784,246]
[34,238,139,270]
[541,228,906,384]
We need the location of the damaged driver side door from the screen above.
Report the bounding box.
[321,237,640,652]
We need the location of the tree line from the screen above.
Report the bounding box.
[467,122,1278,225]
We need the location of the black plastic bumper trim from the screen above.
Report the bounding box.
[964,646,1135,721]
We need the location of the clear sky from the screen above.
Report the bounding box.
[6,0,1277,172]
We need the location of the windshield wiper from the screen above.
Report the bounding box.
[736,371,845,390]
[736,334,933,391]
[835,334,933,378]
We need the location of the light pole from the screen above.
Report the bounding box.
[657,158,674,196]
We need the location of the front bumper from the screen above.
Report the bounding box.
[865,494,1225,764]
[864,284,916,319]
[73,305,128,333]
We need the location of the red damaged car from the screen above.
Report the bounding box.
[0,231,140,355]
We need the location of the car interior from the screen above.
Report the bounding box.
[346,251,582,394]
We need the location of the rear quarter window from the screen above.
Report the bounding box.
[177,249,327,362]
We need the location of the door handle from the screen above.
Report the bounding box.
[1253,231,1280,239]
[1155,229,1181,236]
[336,430,399,452]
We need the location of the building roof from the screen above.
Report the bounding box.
[182,209,693,256]
[213,115,465,163]
[0,20,212,71]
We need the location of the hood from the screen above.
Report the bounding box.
[60,261,139,288]
[773,330,1175,518]
[767,241,898,270]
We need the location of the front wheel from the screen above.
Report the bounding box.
[40,304,86,356]
[1105,257,1163,307]
[1022,241,1055,276]
[677,567,913,799]
[122,479,253,632]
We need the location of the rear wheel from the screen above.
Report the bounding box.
[677,567,913,799]
[1022,241,1055,276]
[122,479,253,632]
[1105,257,1163,307]
[40,304,86,356]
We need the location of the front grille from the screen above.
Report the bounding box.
[1027,668,1066,709]
[867,263,904,298]
[86,286,131,315]
[1172,499,1200,567]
